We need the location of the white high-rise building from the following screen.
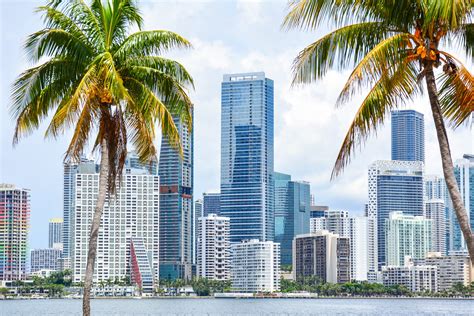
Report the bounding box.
[310,210,373,281]
[230,239,280,293]
[385,212,432,266]
[197,214,230,280]
[382,257,438,293]
[30,248,61,273]
[72,164,159,284]
[425,199,446,254]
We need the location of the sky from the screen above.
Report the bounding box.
[0,0,472,250]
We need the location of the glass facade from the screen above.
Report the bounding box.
[274,172,310,265]
[220,72,274,243]
[203,192,221,216]
[368,161,424,269]
[391,110,425,163]
[158,114,194,280]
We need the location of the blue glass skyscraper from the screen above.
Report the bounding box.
[274,172,310,265]
[391,110,425,163]
[368,160,424,269]
[159,115,194,280]
[203,192,221,216]
[220,72,274,243]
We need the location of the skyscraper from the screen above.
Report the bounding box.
[0,184,30,281]
[368,160,424,268]
[62,157,97,267]
[425,199,446,254]
[72,158,159,284]
[449,154,474,251]
[48,218,63,250]
[274,172,311,265]
[30,248,61,273]
[220,72,274,243]
[159,114,194,280]
[193,199,203,265]
[391,110,425,163]
[197,214,230,280]
[203,192,220,216]
[385,212,432,266]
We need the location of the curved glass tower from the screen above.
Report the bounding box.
[220,72,274,243]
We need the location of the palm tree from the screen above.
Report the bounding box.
[284,0,474,264]
[11,0,193,314]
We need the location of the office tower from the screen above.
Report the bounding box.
[230,239,280,293]
[414,252,472,291]
[48,218,63,250]
[310,205,328,218]
[193,199,203,265]
[382,257,437,292]
[309,211,372,281]
[30,248,61,273]
[220,72,274,243]
[203,192,220,216]
[425,200,446,254]
[424,175,448,201]
[72,162,159,284]
[385,212,432,266]
[274,172,311,265]
[197,214,230,280]
[391,110,425,162]
[62,157,97,266]
[293,231,350,284]
[130,238,155,293]
[449,154,474,251]
[0,184,30,281]
[159,114,194,280]
[368,160,424,268]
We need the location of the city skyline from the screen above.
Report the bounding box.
[0,0,472,250]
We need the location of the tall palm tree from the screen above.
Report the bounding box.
[283,0,474,264]
[11,0,193,314]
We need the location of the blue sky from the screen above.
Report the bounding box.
[0,0,472,250]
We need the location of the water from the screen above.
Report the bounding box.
[1,298,473,316]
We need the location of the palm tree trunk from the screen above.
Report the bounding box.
[424,64,474,266]
[83,139,110,316]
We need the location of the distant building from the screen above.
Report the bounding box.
[197,214,230,280]
[425,200,446,254]
[449,155,474,251]
[193,199,203,265]
[274,172,310,265]
[72,160,159,284]
[0,184,30,281]
[129,238,155,294]
[48,218,63,250]
[203,193,220,216]
[62,157,97,268]
[220,72,275,243]
[159,113,194,280]
[310,205,328,218]
[309,211,373,281]
[382,258,437,293]
[391,110,425,163]
[293,231,350,284]
[424,175,449,255]
[368,160,424,268]
[385,212,432,266]
[414,252,473,291]
[230,239,280,293]
[30,249,61,273]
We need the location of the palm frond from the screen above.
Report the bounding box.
[337,33,413,106]
[423,0,473,30]
[114,30,191,61]
[291,22,396,85]
[438,51,474,127]
[332,59,421,178]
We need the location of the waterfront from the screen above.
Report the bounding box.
[1,298,473,316]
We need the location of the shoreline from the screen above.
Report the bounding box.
[2,296,473,300]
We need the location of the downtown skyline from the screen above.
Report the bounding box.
[1,0,472,250]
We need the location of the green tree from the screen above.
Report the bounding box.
[0,287,9,298]
[284,0,474,265]
[11,1,193,314]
